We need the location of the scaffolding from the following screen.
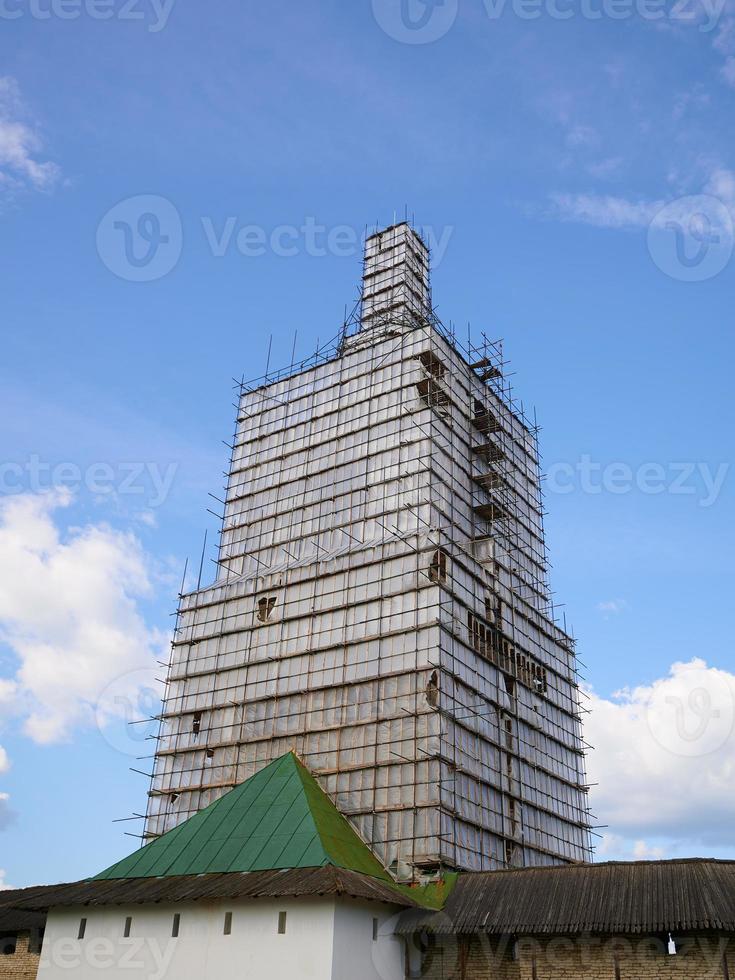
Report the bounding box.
[143,222,593,879]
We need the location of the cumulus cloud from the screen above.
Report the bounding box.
[587,659,735,855]
[596,599,628,615]
[0,490,166,744]
[548,192,662,229]
[549,166,735,235]
[0,868,13,890]
[0,77,60,197]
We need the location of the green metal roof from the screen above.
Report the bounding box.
[95,752,391,882]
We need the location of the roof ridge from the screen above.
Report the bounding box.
[289,753,393,883]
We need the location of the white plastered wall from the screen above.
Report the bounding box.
[37,898,405,980]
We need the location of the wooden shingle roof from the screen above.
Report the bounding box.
[396,859,735,936]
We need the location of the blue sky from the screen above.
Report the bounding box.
[1,0,734,887]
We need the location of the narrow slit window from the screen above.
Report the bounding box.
[426,670,439,709]
[123,917,132,938]
[428,549,448,584]
[509,799,518,834]
[257,597,277,623]
[372,917,379,942]
[504,717,513,750]
[77,918,87,941]
[278,911,287,935]
[223,912,232,936]
[192,712,202,736]
[172,913,180,938]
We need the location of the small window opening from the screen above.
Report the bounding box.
[29,929,44,956]
[428,549,448,584]
[503,673,515,697]
[503,717,513,750]
[171,913,180,938]
[505,753,513,780]
[278,911,287,935]
[416,378,450,408]
[123,917,132,938]
[484,595,497,624]
[168,793,179,810]
[372,917,379,942]
[223,912,232,936]
[417,350,446,379]
[206,747,215,760]
[504,840,516,867]
[531,955,539,980]
[509,799,518,835]
[614,954,622,980]
[722,952,731,980]
[426,670,439,709]
[257,596,277,623]
[192,712,202,736]
[77,918,87,941]
[0,934,17,956]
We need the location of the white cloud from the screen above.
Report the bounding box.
[549,193,662,229]
[0,77,60,196]
[0,867,13,890]
[0,793,14,833]
[596,599,628,615]
[549,166,735,233]
[632,839,666,860]
[587,659,735,853]
[597,833,666,860]
[0,490,166,744]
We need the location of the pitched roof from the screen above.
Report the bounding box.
[9,868,417,913]
[0,891,46,932]
[95,752,390,882]
[396,859,735,936]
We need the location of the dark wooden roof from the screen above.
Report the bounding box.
[7,867,416,913]
[0,891,47,932]
[396,860,735,936]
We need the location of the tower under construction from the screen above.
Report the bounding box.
[145,222,592,877]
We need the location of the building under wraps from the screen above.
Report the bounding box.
[145,223,593,877]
